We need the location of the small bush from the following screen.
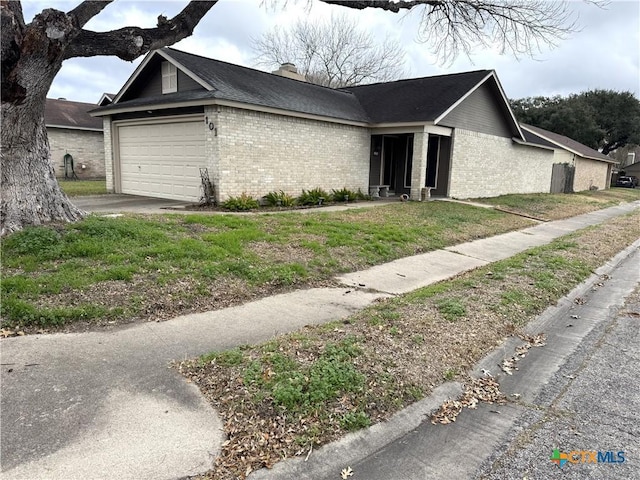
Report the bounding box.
[222,193,260,211]
[297,188,331,206]
[263,190,296,207]
[331,188,358,202]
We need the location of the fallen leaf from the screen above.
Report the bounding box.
[341,466,354,479]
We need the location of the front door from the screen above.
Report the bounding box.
[369,134,413,195]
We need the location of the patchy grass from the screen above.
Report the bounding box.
[178,210,640,479]
[58,179,107,196]
[2,201,534,331]
[473,188,640,220]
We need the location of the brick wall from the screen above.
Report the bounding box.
[48,127,105,179]
[209,106,371,201]
[573,157,611,191]
[103,118,113,191]
[449,129,555,198]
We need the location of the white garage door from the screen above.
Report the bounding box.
[118,119,205,202]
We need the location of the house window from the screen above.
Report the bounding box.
[161,61,177,94]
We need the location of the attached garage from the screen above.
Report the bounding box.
[115,116,205,202]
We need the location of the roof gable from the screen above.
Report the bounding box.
[45,98,103,131]
[105,48,370,123]
[437,78,518,138]
[521,124,615,163]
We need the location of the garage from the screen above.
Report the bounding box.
[116,117,206,202]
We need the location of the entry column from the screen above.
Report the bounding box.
[410,128,429,200]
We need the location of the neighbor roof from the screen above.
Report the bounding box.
[98,93,116,106]
[45,98,103,131]
[521,124,615,163]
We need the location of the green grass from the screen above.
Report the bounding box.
[179,211,640,479]
[59,179,107,196]
[473,189,640,220]
[2,201,536,329]
[239,337,365,413]
[436,298,467,322]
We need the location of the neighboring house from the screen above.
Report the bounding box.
[622,160,640,178]
[98,93,116,107]
[45,98,105,179]
[92,47,556,203]
[521,124,617,192]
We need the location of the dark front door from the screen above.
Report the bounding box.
[369,134,413,195]
[425,134,450,197]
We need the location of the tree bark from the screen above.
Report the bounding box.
[1,95,85,236]
[1,6,85,236]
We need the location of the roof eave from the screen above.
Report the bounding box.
[46,123,103,132]
[512,137,555,151]
[90,97,369,127]
[521,125,613,163]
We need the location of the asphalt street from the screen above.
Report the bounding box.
[474,287,640,479]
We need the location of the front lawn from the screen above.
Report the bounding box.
[473,188,640,220]
[59,179,107,196]
[179,210,640,480]
[1,201,535,331]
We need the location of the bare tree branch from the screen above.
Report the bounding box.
[64,0,218,60]
[253,12,405,87]
[319,0,608,62]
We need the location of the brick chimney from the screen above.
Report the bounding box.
[271,63,305,82]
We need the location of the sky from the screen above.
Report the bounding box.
[21,0,640,104]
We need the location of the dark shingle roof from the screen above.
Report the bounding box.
[522,124,614,163]
[100,48,370,123]
[342,70,491,123]
[45,98,103,130]
[95,49,509,129]
[520,127,557,149]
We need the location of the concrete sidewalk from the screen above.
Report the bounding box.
[252,236,640,480]
[1,200,639,479]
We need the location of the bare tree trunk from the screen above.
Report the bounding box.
[1,62,85,236]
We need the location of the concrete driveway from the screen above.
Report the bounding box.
[72,194,191,214]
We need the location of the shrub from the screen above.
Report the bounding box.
[331,188,358,202]
[297,188,331,206]
[355,188,372,201]
[263,190,296,207]
[221,193,260,211]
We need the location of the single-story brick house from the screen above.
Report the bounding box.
[521,124,616,192]
[93,47,560,203]
[45,98,105,179]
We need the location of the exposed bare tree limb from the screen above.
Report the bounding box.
[253,12,405,87]
[320,0,608,62]
[64,1,218,60]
